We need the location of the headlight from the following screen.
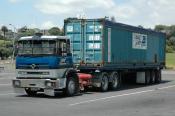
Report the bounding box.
[13,80,21,87]
[45,81,56,88]
[46,82,52,87]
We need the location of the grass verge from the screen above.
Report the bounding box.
[166,53,175,69]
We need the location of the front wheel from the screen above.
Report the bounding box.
[65,77,79,96]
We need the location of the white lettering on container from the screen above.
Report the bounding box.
[89,25,102,32]
[88,43,101,49]
[67,26,73,32]
[132,33,147,50]
[89,35,100,41]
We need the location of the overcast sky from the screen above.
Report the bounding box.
[0,0,175,30]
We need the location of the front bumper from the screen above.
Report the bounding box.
[12,78,65,96]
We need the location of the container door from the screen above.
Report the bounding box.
[84,21,103,63]
[66,21,83,63]
[65,20,103,64]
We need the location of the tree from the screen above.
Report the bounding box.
[18,26,27,33]
[17,26,35,38]
[169,36,175,50]
[0,40,13,59]
[138,25,144,28]
[154,25,175,52]
[169,25,175,37]
[1,26,8,39]
[48,27,62,35]
[154,25,167,32]
[0,35,3,39]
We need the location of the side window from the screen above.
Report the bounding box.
[57,41,61,55]
[17,41,23,54]
[57,40,68,56]
[62,42,67,53]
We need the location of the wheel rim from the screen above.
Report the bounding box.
[101,75,108,90]
[68,80,75,95]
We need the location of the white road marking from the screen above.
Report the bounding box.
[0,83,11,86]
[157,85,175,90]
[69,85,175,106]
[0,78,12,80]
[0,93,15,96]
[0,91,16,96]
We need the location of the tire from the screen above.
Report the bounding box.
[109,72,121,90]
[150,70,156,84]
[65,77,79,96]
[25,88,37,96]
[155,70,161,84]
[145,71,151,85]
[100,72,109,92]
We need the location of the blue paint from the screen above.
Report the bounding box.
[16,55,73,69]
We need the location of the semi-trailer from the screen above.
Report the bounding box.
[12,18,166,96]
[64,18,165,91]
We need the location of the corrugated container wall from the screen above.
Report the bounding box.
[64,18,166,68]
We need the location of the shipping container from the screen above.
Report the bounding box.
[64,18,166,70]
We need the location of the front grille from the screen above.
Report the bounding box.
[27,72,45,75]
[18,64,49,69]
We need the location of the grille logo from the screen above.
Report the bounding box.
[31,64,36,69]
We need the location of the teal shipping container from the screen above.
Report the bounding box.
[64,18,166,69]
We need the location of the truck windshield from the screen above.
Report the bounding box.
[17,40,56,55]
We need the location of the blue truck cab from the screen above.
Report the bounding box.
[12,34,79,96]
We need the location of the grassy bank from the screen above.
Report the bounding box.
[166,53,175,69]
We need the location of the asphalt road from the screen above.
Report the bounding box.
[0,69,175,116]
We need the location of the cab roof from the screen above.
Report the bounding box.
[19,35,69,41]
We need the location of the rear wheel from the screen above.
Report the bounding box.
[155,70,161,83]
[100,72,109,92]
[109,72,121,90]
[145,71,151,85]
[150,70,156,84]
[25,88,37,96]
